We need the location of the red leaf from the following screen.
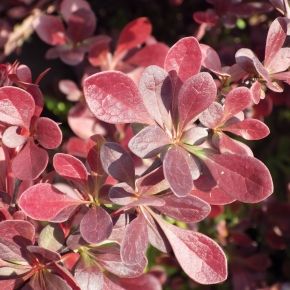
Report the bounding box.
[223,118,270,140]
[116,17,152,56]
[127,43,169,68]
[12,139,48,180]
[223,87,251,120]
[163,146,193,197]
[264,17,287,68]
[139,65,172,129]
[101,142,135,189]
[193,187,236,205]
[266,47,290,73]
[119,274,162,290]
[203,152,273,203]
[84,71,152,124]
[164,37,202,87]
[129,125,170,158]
[200,44,224,75]
[18,183,84,221]
[178,72,216,130]
[80,207,113,244]
[0,86,35,128]
[121,214,148,265]
[156,219,227,284]
[34,15,66,46]
[35,117,62,149]
[53,153,88,184]
[158,194,210,222]
[0,220,35,245]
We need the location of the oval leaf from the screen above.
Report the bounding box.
[12,139,48,180]
[80,207,113,244]
[116,17,152,55]
[84,71,152,124]
[35,117,62,149]
[203,152,273,203]
[156,219,227,284]
[178,72,217,130]
[0,86,35,128]
[129,125,170,158]
[121,214,148,265]
[163,146,193,197]
[101,142,135,188]
[18,183,83,221]
[53,153,88,184]
[158,194,210,222]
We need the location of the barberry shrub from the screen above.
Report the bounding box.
[0,0,288,289]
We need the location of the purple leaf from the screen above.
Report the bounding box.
[203,152,273,203]
[121,214,148,265]
[60,0,91,21]
[156,219,227,284]
[34,15,66,46]
[163,146,193,197]
[178,72,216,130]
[0,86,35,128]
[80,207,113,244]
[199,102,224,129]
[157,194,210,222]
[12,139,48,180]
[67,8,96,43]
[101,142,135,188]
[128,125,170,158]
[84,71,152,124]
[139,65,172,128]
[18,183,84,221]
